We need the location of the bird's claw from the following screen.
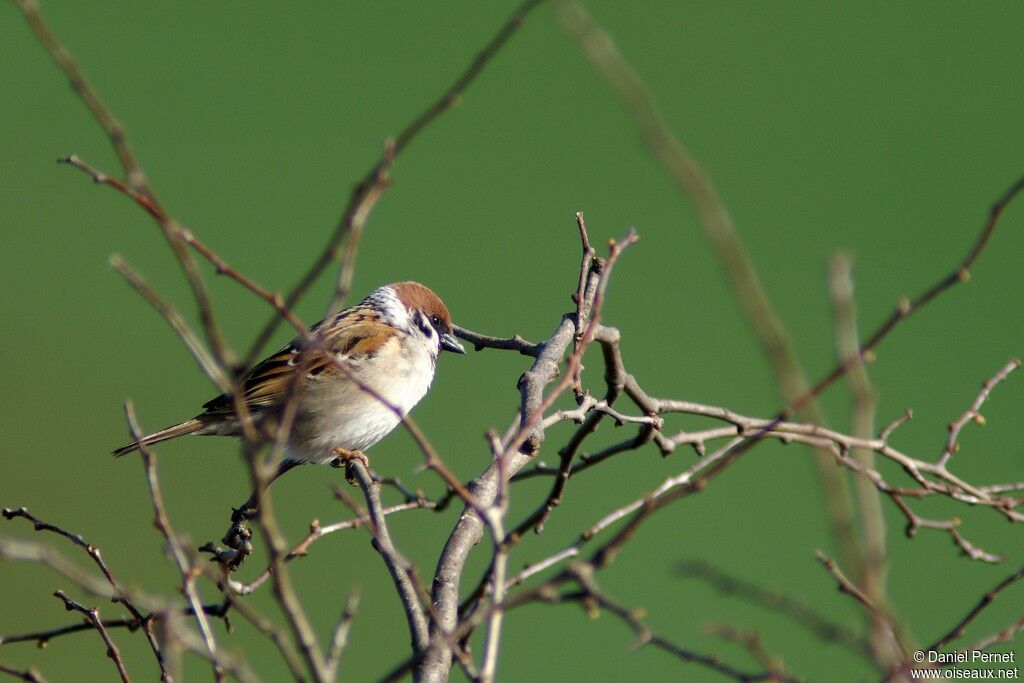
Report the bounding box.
[330,447,370,483]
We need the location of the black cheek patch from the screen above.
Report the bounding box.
[415,312,434,338]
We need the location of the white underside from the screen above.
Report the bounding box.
[284,335,435,464]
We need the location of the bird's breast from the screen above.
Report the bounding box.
[286,339,435,463]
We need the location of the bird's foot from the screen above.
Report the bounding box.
[330,447,370,483]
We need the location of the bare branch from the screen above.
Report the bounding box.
[346,461,430,651]
[13,0,235,371]
[324,588,362,680]
[52,590,131,683]
[247,0,546,359]
[0,536,166,611]
[421,226,638,681]
[965,618,1024,654]
[228,501,436,596]
[59,155,311,341]
[2,618,135,647]
[0,537,263,679]
[796,175,1024,419]
[453,326,539,356]
[558,3,1024,606]
[1,508,169,679]
[705,623,791,682]
[573,590,794,681]
[0,664,47,683]
[829,253,897,669]
[879,409,914,442]
[110,256,231,394]
[678,559,871,657]
[939,359,1022,468]
[927,565,1024,653]
[520,565,797,683]
[814,552,906,665]
[508,548,581,589]
[12,4,1024,679]
[125,403,227,682]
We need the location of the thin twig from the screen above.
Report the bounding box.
[247,0,546,359]
[110,256,231,394]
[346,461,430,651]
[59,154,311,341]
[781,172,1024,425]
[508,548,581,588]
[324,588,362,680]
[52,590,131,683]
[14,0,235,372]
[939,359,1022,468]
[453,326,539,356]
[556,0,864,580]
[125,403,226,683]
[248,472,329,682]
[567,579,797,683]
[813,552,906,664]
[0,536,167,611]
[926,565,1024,653]
[0,664,47,683]
[677,559,871,657]
[478,512,507,683]
[1,508,170,680]
[228,501,436,596]
[965,618,1024,654]
[828,253,897,669]
[218,594,306,682]
[705,623,791,682]
[422,226,638,681]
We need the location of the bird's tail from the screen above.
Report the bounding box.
[112,418,206,457]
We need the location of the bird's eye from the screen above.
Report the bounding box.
[430,315,441,327]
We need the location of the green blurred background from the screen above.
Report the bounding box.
[2,2,1023,680]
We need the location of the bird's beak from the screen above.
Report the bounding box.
[440,332,466,354]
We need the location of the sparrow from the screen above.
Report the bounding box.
[113,281,465,531]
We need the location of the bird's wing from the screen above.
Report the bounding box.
[200,318,397,416]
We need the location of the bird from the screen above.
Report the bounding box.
[113,281,465,545]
